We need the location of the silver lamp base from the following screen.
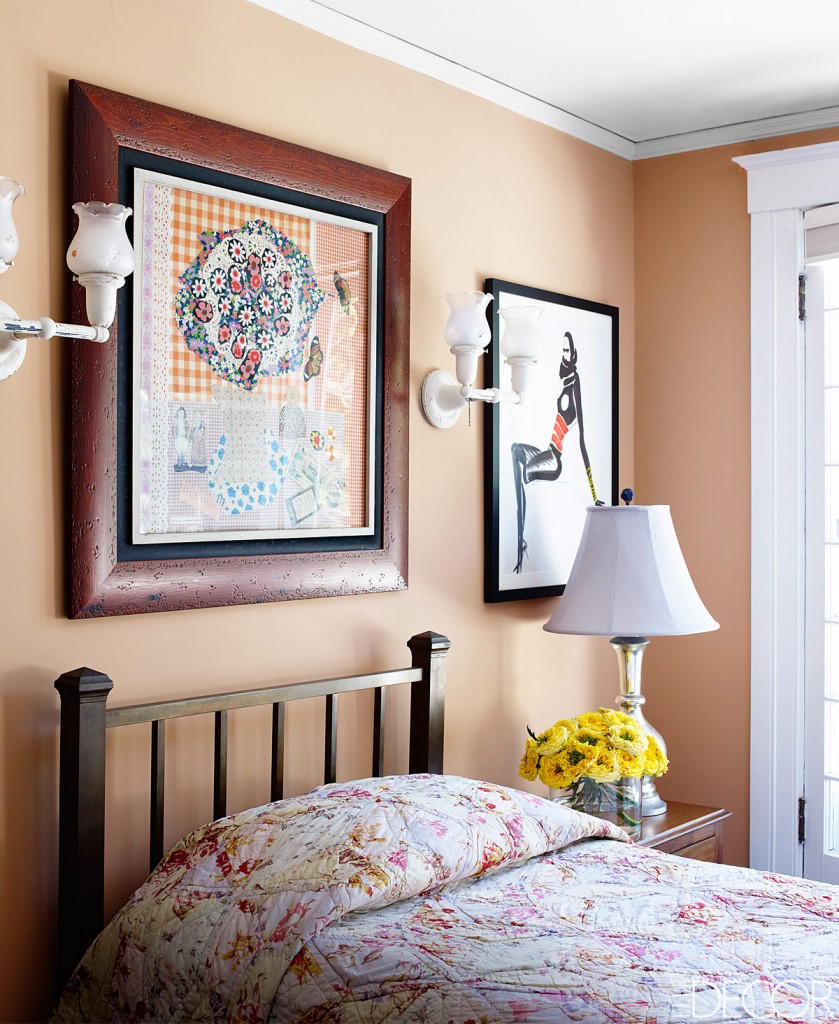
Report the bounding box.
[610,636,667,817]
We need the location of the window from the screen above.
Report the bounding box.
[803,230,839,883]
[734,140,839,876]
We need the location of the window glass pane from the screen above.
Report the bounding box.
[828,779,839,855]
[827,623,839,698]
[825,468,839,542]
[827,547,839,621]
[820,261,839,864]
[824,259,839,307]
[827,310,839,387]
[827,700,839,777]
[828,390,839,465]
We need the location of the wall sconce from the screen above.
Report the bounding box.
[420,290,545,428]
[0,175,134,382]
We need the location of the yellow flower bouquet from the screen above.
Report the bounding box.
[519,708,668,836]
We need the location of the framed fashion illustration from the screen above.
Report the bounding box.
[483,279,618,603]
[68,81,411,617]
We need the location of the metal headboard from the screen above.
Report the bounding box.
[54,629,450,987]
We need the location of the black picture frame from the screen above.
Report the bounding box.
[483,279,618,603]
[69,81,411,618]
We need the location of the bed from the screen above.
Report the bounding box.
[51,630,839,1024]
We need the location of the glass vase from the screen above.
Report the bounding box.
[567,776,643,839]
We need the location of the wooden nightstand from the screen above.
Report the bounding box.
[636,802,731,863]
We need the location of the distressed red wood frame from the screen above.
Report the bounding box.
[68,82,411,618]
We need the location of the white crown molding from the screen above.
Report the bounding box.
[247,0,839,163]
[246,0,635,161]
[635,106,839,160]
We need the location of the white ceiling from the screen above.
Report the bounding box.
[251,0,839,160]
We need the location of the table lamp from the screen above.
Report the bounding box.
[543,494,719,815]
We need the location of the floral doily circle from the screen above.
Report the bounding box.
[175,220,325,391]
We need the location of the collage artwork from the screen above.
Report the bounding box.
[132,171,375,545]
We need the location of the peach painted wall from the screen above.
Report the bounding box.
[633,125,839,871]
[0,2,634,1020]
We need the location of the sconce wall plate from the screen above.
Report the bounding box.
[420,369,467,429]
[0,300,26,381]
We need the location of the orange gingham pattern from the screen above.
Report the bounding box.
[170,187,310,404]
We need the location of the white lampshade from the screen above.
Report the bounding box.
[543,504,719,637]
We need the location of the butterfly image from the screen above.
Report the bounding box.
[333,270,353,314]
[303,337,324,382]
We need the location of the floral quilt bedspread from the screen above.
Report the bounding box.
[52,774,626,1024]
[275,841,839,1023]
[53,773,839,1024]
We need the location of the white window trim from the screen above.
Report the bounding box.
[734,140,839,873]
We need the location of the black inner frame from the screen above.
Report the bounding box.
[116,147,386,562]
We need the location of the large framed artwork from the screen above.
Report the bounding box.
[484,279,618,603]
[68,82,411,617]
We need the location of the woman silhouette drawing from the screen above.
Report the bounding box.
[511,330,603,573]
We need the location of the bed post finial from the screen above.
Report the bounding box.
[54,667,113,990]
[407,631,450,775]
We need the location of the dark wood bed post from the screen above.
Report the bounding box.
[407,631,450,774]
[54,667,114,988]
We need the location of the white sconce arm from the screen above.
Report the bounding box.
[0,308,109,343]
[420,291,544,429]
[460,383,523,405]
[420,371,527,430]
[0,177,133,381]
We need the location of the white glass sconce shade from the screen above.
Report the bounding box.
[499,305,544,396]
[66,202,134,277]
[443,290,492,347]
[499,305,544,359]
[443,290,493,387]
[0,177,25,272]
[66,202,135,328]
